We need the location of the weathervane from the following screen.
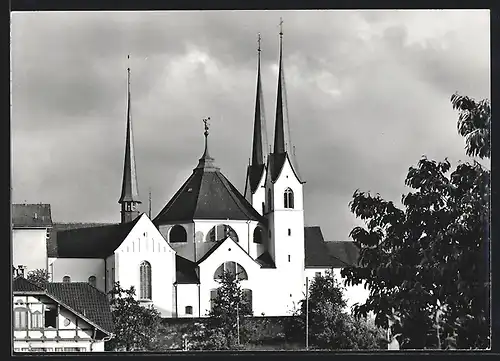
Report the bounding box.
[203,117,211,137]
[279,18,284,37]
[257,32,261,53]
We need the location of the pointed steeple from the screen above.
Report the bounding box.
[273,18,292,155]
[196,117,219,171]
[251,33,269,167]
[119,55,141,223]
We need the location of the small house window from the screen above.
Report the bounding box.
[288,255,291,262]
[253,227,263,244]
[185,306,193,315]
[63,276,71,283]
[284,188,294,209]
[45,307,57,328]
[31,311,43,329]
[288,228,291,236]
[88,275,97,287]
[14,307,29,329]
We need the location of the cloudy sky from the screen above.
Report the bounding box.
[11,10,490,241]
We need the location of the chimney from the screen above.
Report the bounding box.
[17,265,26,278]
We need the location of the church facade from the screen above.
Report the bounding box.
[12,30,367,318]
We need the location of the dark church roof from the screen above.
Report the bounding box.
[154,159,265,226]
[13,276,113,334]
[12,204,53,228]
[304,226,359,268]
[175,255,199,284]
[256,251,276,268]
[245,164,266,195]
[47,217,141,258]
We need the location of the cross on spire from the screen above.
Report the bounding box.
[279,17,284,37]
[203,117,210,137]
[127,54,130,73]
[257,32,262,53]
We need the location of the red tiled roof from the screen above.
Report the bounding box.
[12,204,52,228]
[12,277,113,335]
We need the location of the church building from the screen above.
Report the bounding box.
[12,28,366,318]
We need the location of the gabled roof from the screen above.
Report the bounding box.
[305,226,359,268]
[245,164,266,195]
[154,167,266,225]
[12,204,52,228]
[268,152,303,184]
[256,251,276,269]
[175,255,199,284]
[47,222,115,258]
[13,277,113,335]
[48,216,141,258]
[46,282,114,334]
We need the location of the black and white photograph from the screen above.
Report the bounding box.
[10,9,491,352]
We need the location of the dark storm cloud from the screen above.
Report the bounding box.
[11,10,490,240]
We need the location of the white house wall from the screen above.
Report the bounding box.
[12,228,48,274]
[51,258,105,291]
[114,214,176,318]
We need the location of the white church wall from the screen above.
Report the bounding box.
[175,284,200,318]
[198,237,260,317]
[115,214,176,318]
[12,228,48,274]
[51,258,105,291]
[251,170,267,216]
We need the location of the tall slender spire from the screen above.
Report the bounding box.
[251,33,269,167]
[119,55,141,223]
[273,18,293,155]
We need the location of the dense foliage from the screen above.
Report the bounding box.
[26,268,50,287]
[289,272,385,350]
[106,282,163,352]
[341,93,490,349]
[186,271,252,350]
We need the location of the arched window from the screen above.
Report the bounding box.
[185,306,193,315]
[284,188,294,209]
[31,311,43,329]
[88,275,96,287]
[14,307,29,330]
[253,227,263,244]
[169,225,187,243]
[62,276,71,283]
[243,289,253,312]
[206,224,239,243]
[214,261,248,281]
[139,261,152,300]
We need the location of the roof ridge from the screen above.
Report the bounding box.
[154,170,196,222]
[215,171,263,222]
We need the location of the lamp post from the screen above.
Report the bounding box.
[305,277,309,350]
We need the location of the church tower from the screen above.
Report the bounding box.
[118,56,142,223]
[244,33,269,216]
[265,21,305,309]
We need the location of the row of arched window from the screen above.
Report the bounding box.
[167,224,265,244]
[13,308,42,329]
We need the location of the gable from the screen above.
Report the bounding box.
[197,236,259,268]
[268,152,303,185]
[116,214,175,254]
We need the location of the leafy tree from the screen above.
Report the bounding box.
[451,93,490,159]
[341,94,490,349]
[26,268,49,287]
[289,272,385,350]
[187,271,252,350]
[106,282,163,352]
